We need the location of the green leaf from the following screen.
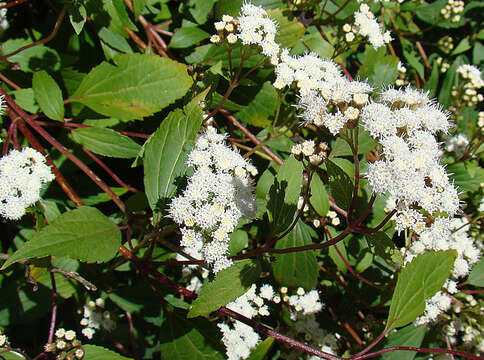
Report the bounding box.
[98,27,133,53]
[71,127,141,158]
[1,207,122,269]
[1,39,60,72]
[370,56,399,87]
[133,0,147,16]
[32,71,64,121]
[170,27,210,49]
[229,229,249,256]
[13,88,39,113]
[0,351,26,359]
[68,4,87,35]
[365,232,403,265]
[143,91,207,212]
[160,310,225,359]
[188,259,262,318]
[447,162,484,192]
[236,82,278,127]
[310,174,329,217]
[267,156,303,234]
[326,159,353,211]
[424,61,440,98]
[438,56,466,108]
[272,220,318,289]
[329,241,348,274]
[330,129,377,157]
[381,325,427,360]
[451,37,471,56]
[83,345,133,359]
[247,337,275,360]
[386,250,457,330]
[467,258,484,287]
[71,53,192,121]
[268,9,306,48]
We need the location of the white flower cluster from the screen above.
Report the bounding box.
[79,298,115,339]
[45,329,85,359]
[211,4,280,64]
[445,133,469,155]
[411,218,480,325]
[478,111,484,130]
[168,126,257,273]
[440,0,464,23]
[291,139,329,166]
[354,4,392,49]
[0,331,7,347]
[218,285,325,360]
[277,51,373,135]
[455,64,484,107]
[444,314,484,351]
[363,87,459,233]
[435,56,451,73]
[218,284,273,360]
[0,147,55,220]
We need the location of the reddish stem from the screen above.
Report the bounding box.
[47,271,58,344]
[0,0,31,8]
[82,147,139,193]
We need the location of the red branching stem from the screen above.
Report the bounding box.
[219,109,283,165]
[0,0,31,8]
[0,6,66,60]
[14,111,85,206]
[351,327,389,359]
[0,89,126,212]
[118,245,340,360]
[0,72,21,90]
[352,346,482,360]
[125,312,140,360]
[82,147,139,193]
[329,232,383,289]
[47,271,58,344]
[365,209,397,233]
[3,114,17,154]
[458,289,484,294]
[35,120,151,139]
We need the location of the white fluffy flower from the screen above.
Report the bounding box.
[354,4,392,49]
[0,147,55,220]
[168,126,257,273]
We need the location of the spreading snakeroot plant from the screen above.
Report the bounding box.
[0,1,482,360]
[168,126,257,273]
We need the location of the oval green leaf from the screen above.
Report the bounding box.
[32,70,64,121]
[71,127,141,158]
[1,206,122,269]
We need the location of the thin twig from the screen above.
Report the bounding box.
[82,147,139,193]
[51,268,97,291]
[47,271,58,344]
[0,6,67,60]
[220,109,283,165]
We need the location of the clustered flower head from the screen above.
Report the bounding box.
[291,139,329,166]
[445,133,469,155]
[363,87,459,233]
[211,4,280,64]
[440,0,465,23]
[353,4,392,49]
[435,56,451,73]
[395,61,408,87]
[218,285,326,360]
[79,298,115,339]
[411,218,480,325]
[454,64,484,107]
[44,328,84,360]
[0,147,55,220]
[438,35,454,54]
[168,126,257,273]
[0,4,8,35]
